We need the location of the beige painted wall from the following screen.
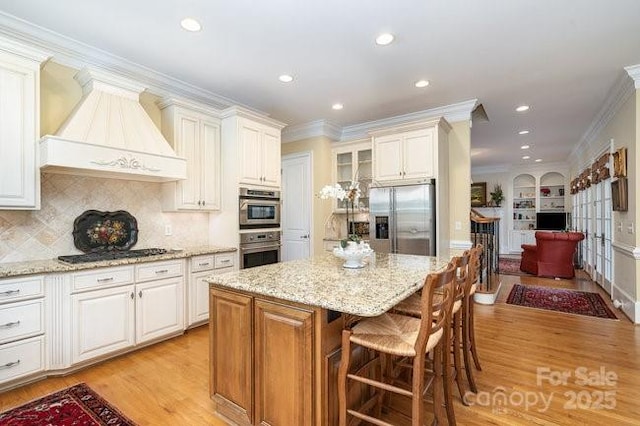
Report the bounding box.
[448,121,472,246]
[282,136,333,255]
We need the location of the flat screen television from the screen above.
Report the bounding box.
[536,212,570,231]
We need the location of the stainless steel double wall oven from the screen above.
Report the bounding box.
[239,187,281,269]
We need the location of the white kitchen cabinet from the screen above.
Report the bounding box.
[71,284,136,363]
[135,277,184,344]
[371,119,446,184]
[0,44,48,210]
[332,140,372,211]
[159,99,222,211]
[0,275,45,386]
[70,260,184,364]
[188,252,235,327]
[238,118,282,188]
[221,107,286,190]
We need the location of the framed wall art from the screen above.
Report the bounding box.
[470,182,487,207]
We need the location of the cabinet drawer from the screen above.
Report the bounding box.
[0,299,44,344]
[191,255,215,273]
[0,276,44,303]
[71,266,135,292]
[136,260,184,282]
[0,335,44,384]
[215,253,235,269]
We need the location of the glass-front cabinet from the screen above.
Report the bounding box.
[332,140,372,211]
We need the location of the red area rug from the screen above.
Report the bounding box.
[498,257,529,276]
[0,383,136,425]
[506,284,618,319]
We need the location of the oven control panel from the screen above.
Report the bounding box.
[240,231,280,245]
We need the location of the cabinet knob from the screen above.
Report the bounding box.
[139,290,143,298]
[131,292,134,299]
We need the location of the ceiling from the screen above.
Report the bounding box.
[2,0,640,169]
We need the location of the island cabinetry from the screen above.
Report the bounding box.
[0,275,45,386]
[159,99,222,211]
[254,300,313,426]
[210,286,339,426]
[0,42,48,210]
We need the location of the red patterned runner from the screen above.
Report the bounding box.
[506,284,618,319]
[0,383,136,425]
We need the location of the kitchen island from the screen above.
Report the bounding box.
[207,252,449,426]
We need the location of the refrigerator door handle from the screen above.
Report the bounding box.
[390,188,396,253]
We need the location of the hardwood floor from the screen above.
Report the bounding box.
[1,271,639,425]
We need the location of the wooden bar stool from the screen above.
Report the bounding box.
[337,262,457,426]
[463,245,483,393]
[392,251,471,424]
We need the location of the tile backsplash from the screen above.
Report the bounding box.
[0,174,210,263]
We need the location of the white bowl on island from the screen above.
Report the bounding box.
[333,242,374,268]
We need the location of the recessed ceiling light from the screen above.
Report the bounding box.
[180,18,202,32]
[332,103,344,110]
[535,158,542,162]
[521,145,530,150]
[516,105,530,112]
[415,80,430,88]
[278,74,294,83]
[375,33,395,46]
[522,155,531,160]
[518,130,530,135]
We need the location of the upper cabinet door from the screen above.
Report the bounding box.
[176,114,201,209]
[238,121,263,186]
[261,128,281,188]
[200,119,221,209]
[0,52,41,210]
[403,128,434,179]
[160,101,222,212]
[373,135,403,182]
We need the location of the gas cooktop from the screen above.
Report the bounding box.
[57,248,168,264]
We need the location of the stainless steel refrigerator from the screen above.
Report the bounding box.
[369,183,436,256]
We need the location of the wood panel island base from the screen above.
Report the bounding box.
[207,252,449,425]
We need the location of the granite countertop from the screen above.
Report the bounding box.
[0,245,237,279]
[207,252,450,317]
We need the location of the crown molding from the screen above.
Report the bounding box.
[220,106,287,129]
[0,11,268,116]
[0,32,51,63]
[157,97,223,117]
[624,64,640,89]
[570,67,637,162]
[340,99,477,141]
[282,120,342,143]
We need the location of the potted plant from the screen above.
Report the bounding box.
[490,184,504,207]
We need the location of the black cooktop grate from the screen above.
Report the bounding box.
[57,248,168,264]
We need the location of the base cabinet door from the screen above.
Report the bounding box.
[71,285,135,363]
[135,277,184,345]
[254,300,313,426]
[210,289,254,425]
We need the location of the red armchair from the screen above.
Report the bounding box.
[520,231,585,278]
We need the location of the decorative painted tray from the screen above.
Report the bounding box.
[72,210,138,253]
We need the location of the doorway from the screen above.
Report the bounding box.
[281,152,312,261]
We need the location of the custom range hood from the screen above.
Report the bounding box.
[40,68,186,182]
